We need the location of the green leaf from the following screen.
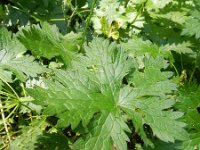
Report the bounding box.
[73,112,130,150]
[3,4,30,26]
[29,38,187,149]
[18,22,82,65]
[160,42,193,55]
[9,118,46,150]
[3,0,65,28]
[9,117,69,150]
[100,17,120,39]
[0,27,47,82]
[124,56,188,143]
[124,56,187,144]
[146,0,172,10]
[92,0,142,38]
[182,9,200,39]
[136,98,186,142]
[129,57,176,97]
[182,18,200,39]
[63,0,72,7]
[121,37,173,60]
[180,133,200,150]
[35,133,69,150]
[176,83,200,150]
[144,139,178,150]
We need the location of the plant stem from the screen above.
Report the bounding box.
[10,4,40,21]
[125,0,131,8]
[19,98,34,102]
[0,98,11,142]
[180,54,184,70]
[5,104,19,120]
[0,91,16,99]
[62,0,69,30]
[130,0,147,25]
[189,65,196,84]
[0,102,17,110]
[49,18,66,21]
[20,83,27,97]
[171,62,179,77]
[81,0,98,50]
[0,79,19,99]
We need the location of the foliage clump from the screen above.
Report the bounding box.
[0,0,200,149]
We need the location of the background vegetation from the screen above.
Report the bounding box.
[0,0,200,149]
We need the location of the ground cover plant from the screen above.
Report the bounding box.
[0,0,200,149]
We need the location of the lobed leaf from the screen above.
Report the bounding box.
[176,83,200,150]
[29,38,187,149]
[18,22,82,65]
[0,27,47,82]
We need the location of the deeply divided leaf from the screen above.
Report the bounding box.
[17,22,82,65]
[28,38,188,149]
[0,27,47,82]
[176,83,200,150]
